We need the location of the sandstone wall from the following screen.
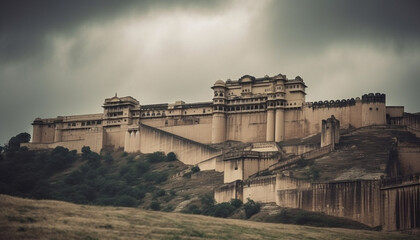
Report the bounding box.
[214,181,242,203]
[398,145,420,175]
[281,144,318,155]
[243,176,277,203]
[226,112,267,142]
[381,175,420,231]
[403,113,420,138]
[197,154,224,172]
[39,125,55,143]
[223,154,279,183]
[61,129,87,141]
[104,126,126,149]
[311,180,382,227]
[130,124,221,165]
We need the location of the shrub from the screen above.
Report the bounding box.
[211,202,236,218]
[230,198,243,208]
[135,161,150,174]
[86,153,101,168]
[244,198,261,219]
[166,152,177,162]
[127,155,134,162]
[153,189,166,198]
[147,152,166,163]
[200,194,215,208]
[183,204,201,214]
[150,201,160,211]
[103,153,113,164]
[81,146,91,158]
[143,171,168,184]
[200,194,215,215]
[6,132,31,152]
[121,152,128,157]
[46,146,77,172]
[114,195,138,207]
[191,166,200,173]
[65,170,84,185]
[183,172,192,179]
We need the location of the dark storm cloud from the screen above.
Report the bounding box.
[0,0,225,63]
[264,0,420,54]
[0,0,419,145]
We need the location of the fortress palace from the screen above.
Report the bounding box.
[25,74,420,232]
[28,74,389,156]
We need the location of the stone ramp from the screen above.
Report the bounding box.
[136,123,222,166]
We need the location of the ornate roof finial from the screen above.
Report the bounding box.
[115,92,117,97]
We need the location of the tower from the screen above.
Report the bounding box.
[211,80,227,143]
[274,75,286,142]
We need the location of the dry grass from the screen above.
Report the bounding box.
[0,194,416,240]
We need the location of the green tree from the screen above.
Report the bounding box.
[150,201,160,211]
[81,146,91,158]
[6,132,30,152]
[147,152,166,163]
[230,198,243,208]
[244,198,261,219]
[166,152,177,162]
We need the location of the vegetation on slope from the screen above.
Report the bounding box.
[1,194,416,240]
[0,133,186,207]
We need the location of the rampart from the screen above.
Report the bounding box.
[215,174,420,231]
[125,123,222,165]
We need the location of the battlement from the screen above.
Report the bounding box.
[362,93,386,103]
[305,98,358,108]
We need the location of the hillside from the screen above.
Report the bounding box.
[283,126,419,181]
[0,146,224,211]
[0,194,416,240]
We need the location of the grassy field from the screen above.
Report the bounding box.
[0,194,416,240]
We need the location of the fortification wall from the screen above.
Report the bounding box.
[39,125,55,143]
[61,129,87,141]
[312,180,382,227]
[214,181,242,203]
[243,176,277,203]
[301,103,359,138]
[141,115,213,144]
[104,126,126,149]
[223,159,244,183]
[403,113,420,138]
[397,145,420,175]
[275,176,312,209]
[223,153,279,183]
[160,123,212,144]
[381,175,420,231]
[281,144,318,155]
[134,124,221,165]
[226,112,267,142]
[197,154,224,172]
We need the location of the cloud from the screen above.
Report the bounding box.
[0,0,419,145]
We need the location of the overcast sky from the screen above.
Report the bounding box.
[1,0,420,145]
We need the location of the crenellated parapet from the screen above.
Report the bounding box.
[362,93,386,103]
[306,98,358,109]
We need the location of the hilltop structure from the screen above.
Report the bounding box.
[24,74,420,232]
[27,74,389,161]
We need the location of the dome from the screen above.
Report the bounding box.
[214,80,225,86]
